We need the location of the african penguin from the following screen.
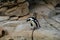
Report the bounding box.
[26,17,41,30]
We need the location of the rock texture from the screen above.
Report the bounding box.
[0,13,60,40]
[31,4,56,18]
[0,0,60,40]
[33,29,60,40]
[5,2,29,16]
[0,0,29,16]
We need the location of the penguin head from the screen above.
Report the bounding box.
[26,17,35,22]
[26,18,31,22]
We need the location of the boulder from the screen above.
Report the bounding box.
[5,2,29,16]
[52,15,60,23]
[33,29,60,40]
[1,30,32,40]
[17,0,25,3]
[0,16,9,21]
[31,4,56,18]
[0,27,8,38]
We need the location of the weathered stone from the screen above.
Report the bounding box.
[2,21,26,27]
[45,0,58,6]
[44,17,60,31]
[2,21,22,32]
[38,18,57,30]
[0,27,4,37]
[0,0,25,6]
[33,29,60,40]
[5,2,29,16]
[1,30,32,40]
[1,20,29,33]
[0,0,60,40]
[17,0,25,3]
[11,30,32,40]
[5,6,17,15]
[14,23,31,32]
[0,16,60,40]
[52,15,60,23]
[0,7,7,12]
[18,14,30,20]
[0,16,9,21]
[9,17,18,20]
[31,4,56,18]
[0,7,7,16]
[55,3,60,14]
[0,27,8,38]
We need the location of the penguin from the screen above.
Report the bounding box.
[26,17,41,30]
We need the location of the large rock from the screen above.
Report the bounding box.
[0,7,7,16]
[38,18,56,30]
[0,17,60,40]
[31,4,56,18]
[52,15,60,23]
[0,27,8,38]
[44,0,57,6]
[0,30,32,40]
[17,0,25,3]
[2,21,25,33]
[44,17,60,31]
[0,0,29,16]
[1,20,30,33]
[33,29,60,40]
[0,22,32,40]
[0,16,9,21]
[5,2,29,16]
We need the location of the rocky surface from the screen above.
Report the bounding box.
[0,0,60,40]
[52,15,60,23]
[0,13,60,40]
[0,15,60,40]
[0,0,29,16]
[31,4,56,18]
[5,2,29,16]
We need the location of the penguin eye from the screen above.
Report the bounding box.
[27,19,30,21]
[28,19,31,21]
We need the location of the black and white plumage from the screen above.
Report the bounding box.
[26,17,41,30]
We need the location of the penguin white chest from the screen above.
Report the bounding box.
[29,20,36,29]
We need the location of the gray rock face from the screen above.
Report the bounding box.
[0,0,29,16]
[17,0,25,3]
[4,30,32,40]
[0,0,60,40]
[5,2,29,16]
[43,18,60,31]
[0,16,60,40]
[31,4,56,18]
[33,29,60,40]
[0,16,9,21]
[52,15,60,23]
